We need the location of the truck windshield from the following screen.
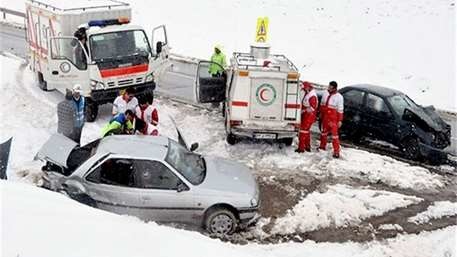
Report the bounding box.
[165,139,206,185]
[89,30,151,61]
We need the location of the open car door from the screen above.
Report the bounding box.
[0,137,12,180]
[151,25,170,60]
[195,60,227,103]
[48,37,89,92]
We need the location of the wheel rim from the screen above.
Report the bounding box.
[210,214,234,234]
[404,139,419,158]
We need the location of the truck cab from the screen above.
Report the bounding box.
[26,0,169,121]
[195,43,301,145]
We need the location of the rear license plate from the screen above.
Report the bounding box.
[253,133,276,139]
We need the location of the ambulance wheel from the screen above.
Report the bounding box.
[226,133,238,145]
[37,72,48,91]
[281,137,294,146]
[85,99,99,122]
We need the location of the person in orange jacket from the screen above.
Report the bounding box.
[296,81,318,153]
[319,81,344,158]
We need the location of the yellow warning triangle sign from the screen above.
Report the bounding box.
[255,17,269,43]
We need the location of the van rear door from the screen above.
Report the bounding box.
[195,61,226,103]
[249,77,284,121]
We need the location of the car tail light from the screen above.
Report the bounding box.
[230,120,243,126]
[287,73,299,80]
[239,70,249,77]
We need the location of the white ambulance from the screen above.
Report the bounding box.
[194,43,301,145]
[25,0,169,121]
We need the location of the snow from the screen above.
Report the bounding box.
[2,180,456,257]
[408,201,457,224]
[3,0,455,111]
[271,184,422,235]
[0,53,445,191]
[378,224,404,231]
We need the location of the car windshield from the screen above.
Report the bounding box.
[89,30,151,61]
[387,94,418,116]
[165,139,206,185]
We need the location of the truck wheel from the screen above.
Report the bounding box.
[226,133,238,145]
[85,99,99,122]
[401,137,421,160]
[204,208,237,235]
[280,137,294,146]
[37,72,48,91]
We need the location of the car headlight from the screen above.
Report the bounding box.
[145,73,154,82]
[90,80,105,90]
[250,197,258,207]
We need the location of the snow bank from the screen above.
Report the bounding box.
[408,201,457,224]
[2,180,455,257]
[271,184,422,234]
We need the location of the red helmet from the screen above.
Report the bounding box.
[302,81,312,90]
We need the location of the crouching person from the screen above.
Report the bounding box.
[101,110,135,137]
[134,119,158,136]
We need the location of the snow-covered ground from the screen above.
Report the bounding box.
[2,180,456,257]
[2,0,456,111]
[271,185,422,235]
[0,55,445,191]
[408,201,457,224]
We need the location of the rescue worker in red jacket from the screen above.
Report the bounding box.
[295,81,318,153]
[319,81,344,158]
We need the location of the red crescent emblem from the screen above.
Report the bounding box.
[260,88,268,101]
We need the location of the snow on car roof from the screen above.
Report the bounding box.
[96,135,169,159]
[344,84,404,97]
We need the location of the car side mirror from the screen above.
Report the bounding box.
[177,182,189,192]
[190,143,199,152]
[402,109,414,121]
[156,41,163,55]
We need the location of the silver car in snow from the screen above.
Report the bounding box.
[36,133,260,235]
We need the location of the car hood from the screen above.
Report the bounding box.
[34,133,78,168]
[407,106,449,132]
[199,156,257,196]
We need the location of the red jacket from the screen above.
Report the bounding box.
[320,91,344,122]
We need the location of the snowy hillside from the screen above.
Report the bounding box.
[2,0,456,111]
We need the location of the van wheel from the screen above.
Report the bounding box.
[85,98,99,122]
[204,208,237,235]
[280,137,294,146]
[226,133,238,145]
[401,137,421,160]
[37,72,48,91]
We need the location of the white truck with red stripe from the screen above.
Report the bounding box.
[195,43,301,145]
[25,0,169,121]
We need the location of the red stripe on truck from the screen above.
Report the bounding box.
[232,101,248,107]
[285,103,301,109]
[100,64,149,78]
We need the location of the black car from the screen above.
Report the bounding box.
[338,84,451,162]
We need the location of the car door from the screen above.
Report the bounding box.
[48,37,89,92]
[132,159,199,224]
[340,89,366,137]
[195,60,227,103]
[365,93,397,143]
[82,156,147,218]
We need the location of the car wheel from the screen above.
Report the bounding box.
[226,133,237,145]
[205,208,237,235]
[280,137,293,146]
[85,98,99,122]
[401,137,421,160]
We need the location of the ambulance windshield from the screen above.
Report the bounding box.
[89,30,151,62]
